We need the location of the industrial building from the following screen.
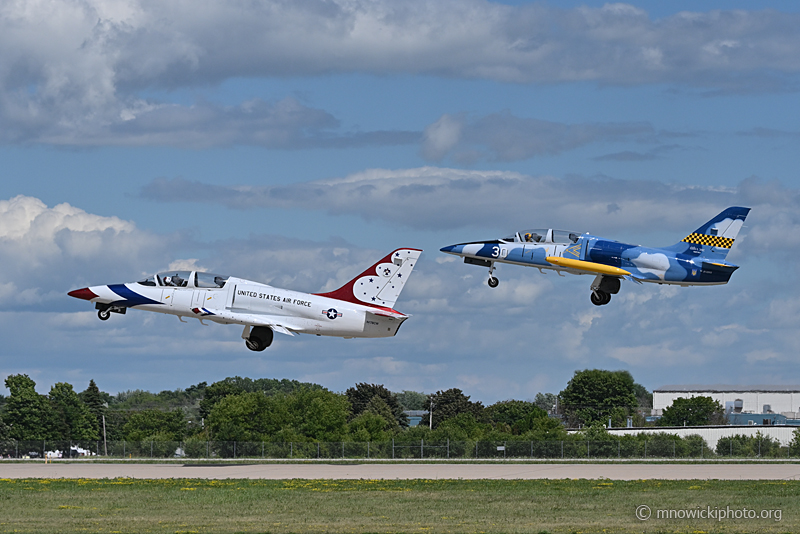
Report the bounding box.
[605,425,798,449]
[653,385,800,420]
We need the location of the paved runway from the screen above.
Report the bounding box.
[3,462,800,480]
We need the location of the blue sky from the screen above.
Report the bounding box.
[2,0,800,403]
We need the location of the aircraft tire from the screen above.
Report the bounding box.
[245,326,274,352]
[98,309,111,321]
[487,276,499,288]
[245,338,266,351]
[591,291,610,306]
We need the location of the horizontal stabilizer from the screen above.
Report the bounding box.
[698,260,739,284]
[367,309,408,320]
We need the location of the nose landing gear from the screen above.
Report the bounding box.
[487,263,499,288]
[95,303,126,320]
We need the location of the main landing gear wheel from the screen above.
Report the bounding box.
[97,309,111,321]
[245,338,267,351]
[590,290,612,306]
[245,326,274,352]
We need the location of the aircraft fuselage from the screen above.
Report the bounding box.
[79,278,405,338]
[443,236,737,286]
[440,208,749,306]
[69,248,422,349]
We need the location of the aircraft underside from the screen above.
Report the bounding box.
[478,257,736,306]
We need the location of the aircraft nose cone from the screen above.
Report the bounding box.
[440,245,460,254]
[68,287,98,301]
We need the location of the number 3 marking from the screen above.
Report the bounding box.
[491,246,500,258]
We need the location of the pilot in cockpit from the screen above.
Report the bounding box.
[524,232,541,243]
[172,274,185,287]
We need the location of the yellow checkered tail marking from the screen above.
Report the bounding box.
[681,233,734,248]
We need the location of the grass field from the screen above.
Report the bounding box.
[0,478,796,534]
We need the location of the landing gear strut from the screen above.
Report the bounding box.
[590,275,620,306]
[95,303,126,320]
[487,263,499,288]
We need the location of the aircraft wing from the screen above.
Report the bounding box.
[209,309,299,336]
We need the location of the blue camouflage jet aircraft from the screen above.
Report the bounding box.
[440,207,750,306]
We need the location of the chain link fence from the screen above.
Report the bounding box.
[0,437,795,459]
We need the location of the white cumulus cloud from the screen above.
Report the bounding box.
[1,1,800,145]
[0,195,168,309]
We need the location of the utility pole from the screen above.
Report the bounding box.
[429,401,434,430]
[102,414,107,456]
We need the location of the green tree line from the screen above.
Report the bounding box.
[0,369,730,445]
[1,375,566,443]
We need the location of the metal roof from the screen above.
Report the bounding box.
[655,385,800,393]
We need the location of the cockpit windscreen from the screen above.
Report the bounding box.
[195,272,229,288]
[501,229,582,244]
[159,271,191,287]
[136,271,229,288]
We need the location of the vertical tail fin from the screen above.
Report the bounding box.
[315,248,422,309]
[671,207,750,260]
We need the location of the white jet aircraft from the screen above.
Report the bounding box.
[68,248,422,351]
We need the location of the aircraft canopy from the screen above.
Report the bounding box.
[501,229,582,244]
[136,271,229,288]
